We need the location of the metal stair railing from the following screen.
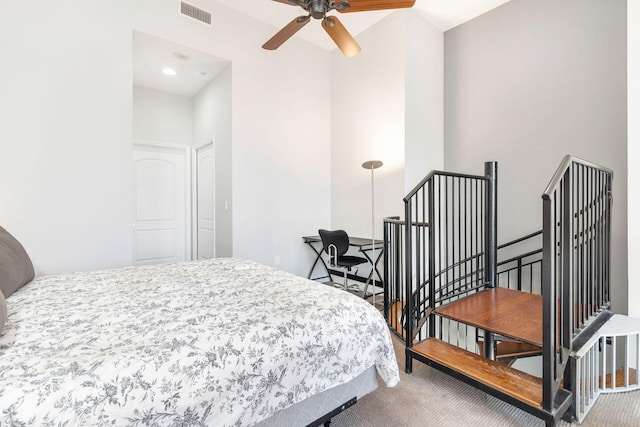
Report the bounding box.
[383,216,406,338]
[383,221,544,342]
[541,155,613,413]
[497,230,543,294]
[383,155,613,423]
[403,163,496,370]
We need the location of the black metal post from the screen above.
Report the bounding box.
[395,221,401,300]
[605,173,612,305]
[541,192,555,411]
[383,220,390,325]
[483,161,498,360]
[428,178,436,339]
[517,259,522,291]
[561,170,573,358]
[404,198,413,374]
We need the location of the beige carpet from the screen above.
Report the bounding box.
[331,335,640,426]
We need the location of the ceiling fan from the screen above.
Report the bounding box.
[262,0,416,57]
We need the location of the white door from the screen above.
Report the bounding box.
[133,142,189,265]
[195,142,215,259]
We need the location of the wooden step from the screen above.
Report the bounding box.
[601,367,638,389]
[478,340,542,361]
[412,338,543,408]
[434,287,543,347]
[387,300,405,337]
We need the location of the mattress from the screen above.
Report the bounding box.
[0,258,398,426]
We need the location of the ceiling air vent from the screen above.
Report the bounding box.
[180,1,212,26]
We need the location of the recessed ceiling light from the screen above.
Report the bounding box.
[173,51,190,60]
[162,67,177,76]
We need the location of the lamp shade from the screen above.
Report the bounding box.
[362,160,383,170]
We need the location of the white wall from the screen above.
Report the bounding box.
[330,11,444,240]
[404,13,444,193]
[629,0,640,317]
[0,1,134,275]
[444,0,628,313]
[193,65,232,257]
[133,85,193,145]
[227,48,331,275]
[331,12,404,239]
[0,0,331,277]
[405,11,445,193]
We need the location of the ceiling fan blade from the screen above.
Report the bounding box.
[337,0,416,13]
[262,16,310,50]
[322,16,361,58]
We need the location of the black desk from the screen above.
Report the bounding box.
[302,235,384,293]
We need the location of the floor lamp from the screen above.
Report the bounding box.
[362,160,383,307]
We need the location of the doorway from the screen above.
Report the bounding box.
[193,140,215,259]
[132,31,232,264]
[132,142,190,265]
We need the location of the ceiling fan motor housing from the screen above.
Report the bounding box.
[298,1,351,20]
[310,0,329,19]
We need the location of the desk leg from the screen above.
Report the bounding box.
[305,241,331,282]
[360,247,384,298]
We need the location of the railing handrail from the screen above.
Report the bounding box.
[541,154,613,410]
[384,217,430,228]
[404,229,539,290]
[415,243,540,305]
[496,229,542,250]
[383,216,402,224]
[542,155,614,199]
[403,169,488,202]
[497,248,542,267]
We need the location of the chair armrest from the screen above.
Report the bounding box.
[328,244,338,267]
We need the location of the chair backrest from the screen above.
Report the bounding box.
[318,229,350,257]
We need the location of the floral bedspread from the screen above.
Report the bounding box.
[0,258,398,426]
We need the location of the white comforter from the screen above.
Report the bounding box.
[0,258,398,426]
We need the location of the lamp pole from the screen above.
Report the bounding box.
[361,160,383,307]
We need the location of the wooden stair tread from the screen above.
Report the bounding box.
[413,338,542,407]
[435,287,542,347]
[387,301,405,337]
[602,367,638,389]
[478,340,542,360]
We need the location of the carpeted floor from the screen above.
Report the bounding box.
[330,335,640,426]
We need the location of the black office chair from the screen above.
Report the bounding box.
[318,229,368,292]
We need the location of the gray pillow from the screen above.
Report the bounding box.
[0,226,35,298]
[0,290,6,334]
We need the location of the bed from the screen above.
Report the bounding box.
[0,231,399,426]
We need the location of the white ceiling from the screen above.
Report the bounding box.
[133,0,512,97]
[133,32,229,97]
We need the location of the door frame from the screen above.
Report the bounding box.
[192,138,216,259]
[133,139,192,262]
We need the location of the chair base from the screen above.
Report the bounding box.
[323,280,361,293]
[341,270,361,292]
